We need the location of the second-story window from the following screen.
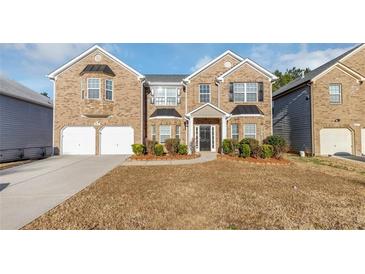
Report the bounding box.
[329,84,342,104]
[154,87,178,106]
[199,84,210,103]
[105,79,113,100]
[87,78,100,99]
[233,83,258,102]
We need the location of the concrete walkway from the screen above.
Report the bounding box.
[333,155,365,164]
[123,152,217,166]
[0,155,127,229]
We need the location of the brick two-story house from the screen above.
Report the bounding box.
[273,43,365,156]
[49,45,277,155]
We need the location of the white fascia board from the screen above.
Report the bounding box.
[217,58,278,82]
[149,116,182,120]
[47,45,144,80]
[185,102,230,117]
[183,50,243,82]
[312,63,365,82]
[339,43,365,63]
[229,114,264,118]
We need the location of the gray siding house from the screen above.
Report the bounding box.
[0,75,53,162]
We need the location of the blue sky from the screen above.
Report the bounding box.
[0,43,355,98]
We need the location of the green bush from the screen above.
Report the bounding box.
[240,144,251,158]
[145,139,157,155]
[222,139,234,154]
[178,144,188,155]
[263,135,288,159]
[131,144,145,156]
[154,144,164,156]
[164,138,180,155]
[261,144,274,159]
[239,138,259,157]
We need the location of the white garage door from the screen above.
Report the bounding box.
[320,128,352,156]
[361,128,365,155]
[62,127,95,155]
[100,126,134,155]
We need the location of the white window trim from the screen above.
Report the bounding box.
[244,124,257,139]
[233,82,258,103]
[329,83,342,105]
[105,79,113,101]
[176,125,181,139]
[159,125,171,143]
[151,125,157,142]
[199,84,211,103]
[231,124,239,140]
[87,78,101,100]
[154,87,178,106]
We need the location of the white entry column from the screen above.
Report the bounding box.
[221,116,227,144]
[188,117,194,154]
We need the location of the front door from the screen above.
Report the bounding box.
[199,126,211,151]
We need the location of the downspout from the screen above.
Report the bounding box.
[183,81,188,144]
[217,80,221,108]
[140,78,146,144]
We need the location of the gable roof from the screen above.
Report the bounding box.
[185,103,230,117]
[273,43,365,98]
[217,58,278,82]
[183,50,243,82]
[0,75,53,108]
[48,45,144,80]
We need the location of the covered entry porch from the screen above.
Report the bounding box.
[186,103,230,153]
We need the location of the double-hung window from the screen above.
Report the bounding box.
[159,125,171,143]
[154,87,178,106]
[244,124,256,139]
[105,79,113,100]
[233,83,258,102]
[175,125,181,139]
[87,78,100,99]
[329,84,342,104]
[231,124,239,141]
[199,84,210,103]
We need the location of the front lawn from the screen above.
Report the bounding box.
[24,155,365,229]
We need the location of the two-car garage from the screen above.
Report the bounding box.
[61,126,134,155]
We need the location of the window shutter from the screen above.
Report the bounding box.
[177,88,181,96]
[229,83,234,102]
[258,82,264,101]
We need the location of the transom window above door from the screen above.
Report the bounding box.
[154,87,178,106]
[199,84,211,103]
[233,82,258,102]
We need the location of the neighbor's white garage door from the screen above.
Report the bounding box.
[361,128,365,155]
[320,128,352,155]
[62,127,95,155]
[100,126,134,155]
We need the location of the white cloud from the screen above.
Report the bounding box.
[190,55,213,72]
[278,45,352,70]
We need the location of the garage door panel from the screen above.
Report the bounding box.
[320,128,352,156]
[100,126,134,155]
[62,127,95,155]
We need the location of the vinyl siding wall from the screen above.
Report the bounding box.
[0,95,53,162]
[273,86,312,153]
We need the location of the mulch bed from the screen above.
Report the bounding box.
[217,154,291,165]
[129,153,200,161]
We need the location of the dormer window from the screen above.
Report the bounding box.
[87,78,100,99]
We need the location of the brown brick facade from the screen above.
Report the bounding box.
[54,49,143,155]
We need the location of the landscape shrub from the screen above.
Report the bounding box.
[240,144,251,158]
[178,144,188,155]
[261,144,274,159]
[222,139,234,154]
[131,144,145,156]
[154,144,164,156]
[263,135,288,159]
[239,138,259,157]
[145,139,157,155]
[164,138,180,155]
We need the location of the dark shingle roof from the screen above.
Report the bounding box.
[150,108,182,118]
[0,75,53,108]
[80,64,115,77]
[231,105,264,115]
[145,74,188,83]
[273,44,363,98]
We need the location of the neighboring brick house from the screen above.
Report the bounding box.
[49,46,277,155]
[273,43,365,156]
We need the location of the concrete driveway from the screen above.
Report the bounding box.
[0,155,128,229]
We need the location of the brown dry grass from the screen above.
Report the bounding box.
[24,155,365,230]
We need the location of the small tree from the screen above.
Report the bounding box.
[263,135,288,159]
[40,92,49,98]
